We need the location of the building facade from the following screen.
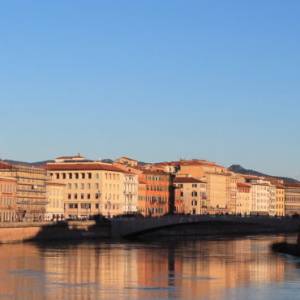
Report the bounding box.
[0,162,48,222]
[46,156,136,218]
[206,172,231,214]
[0,177,17,222]
[45,182,65,221]
[284,185,300,216]
[123,173,138,214]
[174,177,207,215]
[250,179,273,216]
[137,170,171,217]
[236,182,251,215]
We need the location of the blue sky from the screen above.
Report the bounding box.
[0,1,299,178]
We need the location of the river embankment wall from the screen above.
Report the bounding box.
[0,221,110,243]
[1,216,300,243]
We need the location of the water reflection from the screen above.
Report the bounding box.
[0,235,299,300]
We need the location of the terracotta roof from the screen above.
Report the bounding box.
[0,162,12,170]
[141,169,169,176]
[284,183,300,188]
[237,182,251,188]
[174,177,205,184]
[46,163,125,173]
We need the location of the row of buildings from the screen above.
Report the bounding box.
[0,155,299,222]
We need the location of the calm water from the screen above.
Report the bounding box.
[0,235,299,300]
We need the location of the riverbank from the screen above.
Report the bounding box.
[1,216,300,244]
[0,221,110,243]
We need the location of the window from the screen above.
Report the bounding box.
[82,173,85,179]
[191,191,198,197]
[56,173,60,179]
[75,173,79,179]
[74,194,78,199]
[69,203,78,209]
[88,173,92,179]
[81,194,84,199]
[81,203,91,209]
[68,194,71,199]
[69,173,73,179]
[62,173,66,179]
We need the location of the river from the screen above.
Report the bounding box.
[0,235,299,300]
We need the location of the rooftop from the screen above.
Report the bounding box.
[174,177,205,184]
[46,162,125,173]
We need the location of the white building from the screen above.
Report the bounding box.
[250,179,275,215]
[123,173,138,214]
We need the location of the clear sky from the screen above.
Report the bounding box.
[0,1,299,178]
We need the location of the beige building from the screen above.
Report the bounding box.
[46,156,138,218]
[45,182,65,221]
[236,182,251,215]
[174,160,232,214]
[115,157,139,167]
[0,177,17,222]
[0,162,48,222]
[284,184,300,216]
[206,172,231,213]
[174,177,207,215]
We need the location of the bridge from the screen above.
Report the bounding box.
[110,215,300,238]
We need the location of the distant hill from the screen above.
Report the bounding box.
[1,159,53,167]
[229,164,299,184]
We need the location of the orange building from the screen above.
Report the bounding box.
[114,161,173,217]
[0,177,17,222]
[138,169,172,217]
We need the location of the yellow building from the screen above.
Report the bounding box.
[174,160,232,214]
[205,172,232,213]
[45,181,66,221]
[274,185,285,217]
[46,156,138,219]
[0,162,48,222]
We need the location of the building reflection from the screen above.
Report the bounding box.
[0,237,293,300]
